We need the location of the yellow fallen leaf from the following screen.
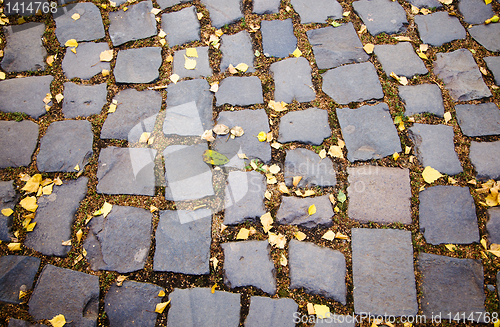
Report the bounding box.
[235,63,249,72]
[394,36,412,41]
[322,230,336,241]
[197,12,203,19]
[70,47,77,54]
[307,302,315,314]
[26,221,37,232]
[292,48,302,57]
[22,174,42,193]
[486,193,499,206]
[363,43,374,54]
[2,208,13,217]
[215,29,223,37]
[210,256,219,269]
[420,8,431,14]
[422,166,443,184]
[257,131,267,142]
[19,290,27,299]
[158,290,166,297]
[211,283,217,293]
[405,146,411,154]
[184,56,197,70]
[485,0,492,4]
[448,177,457,184]
[20,197,38,212]
[74,164,80,171]
[302,190,315,197]
[0,72,5,80]
[271,142,282,149]
[42,184,53,195]
[328,145,344,158]
[264,190,272,200]
[343,11,350,16]
[295,190,303,196]
[228,64,237,74]
[54,177,63,186]
[444,112,452,123]
[157,29,166,39]
[210,82,219,92]
[71,13,80,20]
[278,182,289,194]
[46,55,54,66]
[8,243,21,251]
[329,194,336,205]
[335,232,349,240]
[65,39,78,48]
[293,176,302,187]
[491,244,500,251]
[236,228,250,240]
[185,48,198,57]
[159,39,166,46]
[62,239,71,246]
[93,202,113,218]
[75,229,83,243]
[404,323,413,327]
[48,314,66,327]
[294,231,307,241]
[260,212,273,233]
[155,299,171,313]
[420,44,429,52]
[390,71,408,85]
[308,204,316,216]
[318,149,327,159]
[481,238,488,250]
[36,186,43,197]
[393,152,399,161]
[266,174,277,184]
[116,275,127,286]
[268,164,280,174]
[417,51,428,60]
[268,232,286,248]
[123,6,128,11]
[314,304,330,319]
[280,253,287,266]
[411,4,419,14]
[99,49,113,62]
[166,54,173,62]
[268,100,288,112]
[445,244,457,252]
[488,250,500,257]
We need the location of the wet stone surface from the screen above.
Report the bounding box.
[352,0,408,35]
[54,2,105,45]
[224,171,266,225]
[276,195,334,228]
[455,103,500,137]
[290,0,343,23]
[216,76,264,106]
[278,108,331,145]
[245,296,298,327]
[414,12,466,46]
[114,47,162,84]
[458,0,495,25]
[62,82,107,118]
[261,19,297,58]
[200,0,243,28]
[374,42,428,78]
[271,57,316,103]
[108,0,156,46]
[62,42,110,80]
[0,180,17,241]
[0,75,53,118]
[0,120,39,169]
[162,6,200,47]
[469,23,500,52]
[469,140,500,181]
[173,46,212,79]
[284,148,337,188]
[220,31,255,72]
[399,84,445,117]
[487,208,500,244]
[1,23,46,72]
[484,56,500,85]
[0,255,40,304]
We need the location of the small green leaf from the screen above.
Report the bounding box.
[393,116,402,124]
[202,150,229,165]
[337,190,347,203]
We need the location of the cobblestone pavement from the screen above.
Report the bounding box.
[0,0,499,325]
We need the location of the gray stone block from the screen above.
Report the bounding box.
[0,255,40,304]
[162,6,200,47]
[224,171,266,225]
[290,0,342,23]
[0,120,38,168]
[62,82,107,118]
[456,103,500,137]
[0,75,53,118]
[415,12,466,46]
[8,319,44,327]
[157,0,189,9]
[406,0,442,8]
[216,76,263,106]
[278,108,331,145]
[374,42,427,78]
[200,0,243,28]
[62,42,110,80]
[261,19,297,58]
[484,56,500,85]
[283,148,337,188]
[109,0,156,46]
[458,0,494,24]
[54,2,105,44]
[0,181,17,242]
[470,140,500,181]
[399,84,444,117]
[486,207,500,244]
[253,0,280,14]
[245,296,298,327]
[1,23,46,72]
[276,195,334,228]
[271,57,316,103]
[173,47,212,79]
[163,101,205,136]
[352,0,407,35]
[114,47,162,84]
[220,31,255,72]
[469,23,500,52]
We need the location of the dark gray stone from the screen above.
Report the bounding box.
[278,108,331,145]
[322,62,383,105]
[114,47,162,84]
[456,103,500,137]
[284,148,337,188]
[347,166,412,224]
[200,0,243,28]
[173,46,212,79]
[289,239,346,304]
[0,255,40,304]
[253,0,280,14]
[336,103,402,162]
[1,23,46,72]
[290,0,342,23]
[109,0,157,46]
[216,76,263,106]
[458,0,494,25]
[374,42,427,78]
[314,316,355,326]
[167,288,241,326]
[62,42,110,80]
[97,147,156,196]
[352,228,418,316]
[470,140,500,181]
[261,19,297,58]
[157,0,189,9]
[213,109,271,168]
[484,56,500,85]
[162,6,200,47]
[84,205,152,273]
[54,2,105,44]
[222,240,276,294]
[352,0,407,35]
[0,75,52,118]
[8,319,43,327]
[153,209,212,274]
[101,88,161,142]
[24,178,88,256]
[469,23,500,52]
[418,253,486,321]
[399,84,444,117]
[0,181,17,242]
[419,185,479,245]
[408,123,462,175]
[0,120,38,168]
[271,57,316,103]
[406,0,442,8]
[3,0,47,16]
[276,195,334,228]
[434,49,491,101]
[164,143,214,201]
[62,82,107,118]
[105,281,163,327]
[415,12,466,46]
[245,296,298,327]
[307,23,369,70]
[220,31,255,72]
[486,207,500,244]
[29,265,99,327]
[37,120,93,173]
[163,101,205,136]
[224,171,266,225]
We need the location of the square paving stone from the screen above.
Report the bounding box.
[173,46,212,79]
[164,143,214,201]
[470,140,500,181]
[458,0,495,25]
[419,185,479,245]
[434,49,491,101]
[418,253,486,321]
[114,47,162,84]
[322,62,384,105]
[216,76,263,106]
[222,240,276,294]
[0,255,40,304]
[200,0,243,28]
[109,0,157,46]
[0,120,38,169]
[220,31,255,72]
[62,82,107,118]
[62,42,110,80]
[408,123,462,175]
[284,148,337,188]
[157,0,189,9]
[278,108,331,145]
[271,57,316,103]
[245,296,298,327]
[1,23,46,72]
[469,23,500,52]
[276,195,334,228]
[101,88,161,142]
[97,147,157,196]
[105,281,163,327]
[398,84,445,117]
[84,205,152,273]
[253,0,280,14]
[163,101,205,136]
[352,228,418,316]
[167,288,241,326]
[54,2,105,45]
[224,171,266,225]
[415,12,466,46]
[24,178,88,256]
[37,120,93,172]
[484,56,500,85]
[347,166,412,224]
[352,0,408,35]
[0,75,53,118]
[162,6,200,47]
[0,181,18,242]
[261,19,297,58]
[290,0,343,23]
[374,42,428,78]
[306,23,369,70]
[487,207,500,244]
[456,103,500,137]
[289,239,346,304]
[337,103,402,162]
[153,209,212,274]
[29,265,99,327]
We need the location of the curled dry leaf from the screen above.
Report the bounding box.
[420,44,429,52]
[213,124,230,135]
[210,82,219,93]
[278,182,290,194]
[260,212,273,233]
[268,100,288,112]
[46,55,54,66]
[393,36,412,42]
[93,202,113,218]
[264,190,272,200]
[329,193,336,205]
[201,130,215,142]
[268,232,286,248]
[411,4,419,14]
[22,174,42,193]
[151,7,161,15]
[266,174,277,184]
[230,126,244,137]
[220,223,228,233]
[210,256,219,269]
[54,177,63,185]
[280,253,288,266]
[307,303,315,315]
[197,12,203,19]
[116,275,127,286]
[335,232,349,240]
[292,176,302,187]
[61,240,71,246]
[76,229,83,243]
[138,132,150,143]
[228,64,237,74]
[271,142,282,149]
[302,190,315,197]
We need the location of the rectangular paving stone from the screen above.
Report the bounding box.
[54,2,105,44]
[284,148,337,188]
[108,0,157,46]
[253,0,280,14]
[0,255,40,304]
[352,228,418,316]
[458,0,495,25]
[216,76,263,106]
[200,0,243,28]
[484,56,500,85]
[487,207,500,244]
[352,0,408,35]
[224,171,266,225]
[173,46,212,79]
[290,0,342,23]
[0,75,53,118]
[0,180,17,242]
[163,101,205,136]
[278,108,331,145]
[469,23,500,52]
[162,6,200,47]
[1,23,46,72]
[414,12,466,46]
[245,296,298,327]
[276,195,334,228]
[0,120,39,168]
[220,31,255,72]
[455,103,500,137]
[261,19,297,58]
[62,42,110,80]
[399,84,444,117]
[271,57,316,103]
[469,140,500,181]
[374,42,428,78]
[62,82,107,118]
[114,47,162,84]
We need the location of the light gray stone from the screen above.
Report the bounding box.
[62,42,110,80]
[374,42,427,78]
[261,19,297,58]
[114,47,162,84]
[284,148,337,188]
[224,171,266,225]
[470,140,500,181]
[245,296,298,327]
[163,101,205,136]
[352,0,407,35]
[415,12,466,46]
[173,47,212,79]
[0,255,40,304]
[271,57,316,103]
[253,0,280,14]
[162,6,200,47]
[216,76,263,106]
[458,0,494,25]
[200,0,243,28]
[0,75,53,118]
[8,318,43,327]
[455,103,500,137]
[54,2,105,44]
[109,0,157,46]
[1,23,46,72]
[278,108,331,145]
[487,207,500,244]
[220,31,255,72]
[469,23,500,52]
[399,84,444,117]
[484,56,500,85]
[406,0,442,8]
[276,195,334,228]
[290,0,343,23]
[62,82,107,118]
[157,0,189,9]
[0,181,17,242]
[0,120,38,168]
